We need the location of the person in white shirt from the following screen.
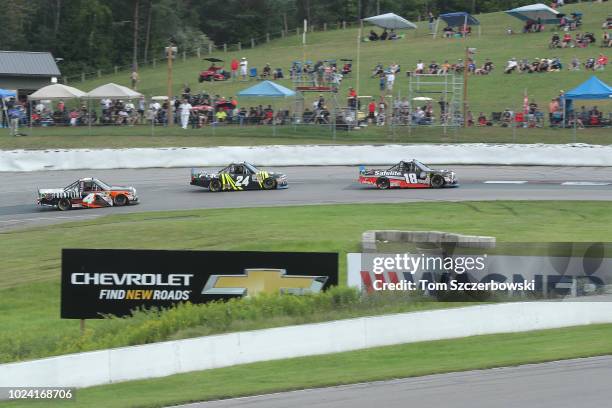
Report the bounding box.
[35,101,45,114]
[240,57,248,80]
[385,71,395,91]
[504,58,518,74]
[101,98,111,111]
[179,99,192,129]
[415,60,424,74]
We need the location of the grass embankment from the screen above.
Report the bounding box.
[1,1,610,148]
[1,201,611,363]
[3,324,612,408]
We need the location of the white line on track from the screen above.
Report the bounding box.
[483,181,529,184]
[0,214,99,224]
[561,181,611,186]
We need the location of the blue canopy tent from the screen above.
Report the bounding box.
[0,88,17,128]
[435,12,481,38]
[237,81,295,135]
[561,76,612,127]
[506,3,560,25]
[237,81,295,98]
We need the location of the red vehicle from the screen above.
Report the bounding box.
[359,160,458,189]
[198,58,230,82]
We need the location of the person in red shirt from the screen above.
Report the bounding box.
[368,100,376,123]
[596,54,608,70]
[230,58,239,81]
[347,87,357,109]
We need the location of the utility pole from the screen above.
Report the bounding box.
[132,0,139,74]
[463,46,469,128]
[377,0,380,15]
[166,42,176,127]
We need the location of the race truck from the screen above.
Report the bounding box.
[190,162,288,192]
[358,160,458,189]
[37,178,138,211]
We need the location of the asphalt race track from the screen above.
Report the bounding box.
[174,356,612,408]
[1,165,611,231]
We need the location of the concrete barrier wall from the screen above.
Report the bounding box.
[1,302,611,388]
[4,143,612,172]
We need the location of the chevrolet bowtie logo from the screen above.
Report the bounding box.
[201,269,328,297]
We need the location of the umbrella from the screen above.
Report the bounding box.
[363,13,417,30]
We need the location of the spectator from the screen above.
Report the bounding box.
[380,29,388,41]
[367,99,376,123]
[385,70,395,91]
[347,87,357,109]
[570,56,580,70]
[130,70,139,89]
[388,29,398,40]
[504,58,518,74]
[69,109,79,126]
[585,57,596,70]
[603,31,611,48]
[230,58,239,80]
[215,109,227,123]
[179,99,192,129]
[378,72,386,92]
[368,30,379,41]
[428,12,435,33]
[477,112,488,126]
[562,32,572,48]
[415,60,424,74]
[239,57,248,80]
[56,99,65,113]
[428,60,439,74]
[596,54,608,70]
[261,63,272,79]
[8,106,21,136]
[443,26,454,38]
[440,60,451,74]
[548,98,559,124]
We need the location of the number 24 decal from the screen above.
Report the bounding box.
[404,173,418,184]
[235,176,250,186]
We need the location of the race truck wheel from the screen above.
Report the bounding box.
[114,194,128,206]
[431,175,445,189]
[262,178,276,190]
[209,179,222,192]
[57,198,72,211]
[376,177,390,190]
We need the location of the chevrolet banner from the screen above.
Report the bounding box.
[61,249,338,318]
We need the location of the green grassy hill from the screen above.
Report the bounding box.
[75,2,611,116]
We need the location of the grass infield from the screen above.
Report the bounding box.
[1,201,611,364]
[2,323,612,408]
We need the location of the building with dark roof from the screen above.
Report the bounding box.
[0,51,61,99]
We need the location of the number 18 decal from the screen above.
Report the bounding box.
[405,173,418,184]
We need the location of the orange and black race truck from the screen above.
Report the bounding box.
[37,178,138,211]
[359,160,458,189]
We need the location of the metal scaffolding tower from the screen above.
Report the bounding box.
[406,73,464,134]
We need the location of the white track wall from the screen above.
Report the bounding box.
[1,301,611,388]
[3,144,612,172]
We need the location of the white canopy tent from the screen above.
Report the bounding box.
[85,83,143,99]
[505,3,560,24]
[28,84,86,100]
[363,13,417,30]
